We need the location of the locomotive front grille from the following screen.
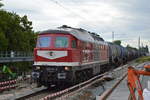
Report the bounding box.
[39,67,57,83]
[47,72,57,81]
[47,67,57,82]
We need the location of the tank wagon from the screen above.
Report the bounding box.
[32,26,143,87]
[108,43,128,66]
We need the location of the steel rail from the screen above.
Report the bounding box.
[99,73,127,100]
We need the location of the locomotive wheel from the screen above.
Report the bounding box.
[36,79,42,87]
[83,71,88,81]
[75,69,93,84]
[87,69,92,78]
[75,71,82,84]
[84,69,92,81]
[75,71,85,83]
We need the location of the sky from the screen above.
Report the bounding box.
[1,0,150,49]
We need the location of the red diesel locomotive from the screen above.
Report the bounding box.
[33,26,109,87]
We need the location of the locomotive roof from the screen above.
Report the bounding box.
[40,27,107,45]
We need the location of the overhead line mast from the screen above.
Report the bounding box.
[112,31,114,42]
[138,36,140,50]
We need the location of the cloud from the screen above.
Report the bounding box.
[2,0,150,50]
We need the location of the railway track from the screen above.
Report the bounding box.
[16,88,49,100]
[16,72,107,100]
[40,62,137,100]
[16,61,136,100]
[17,70,118,100]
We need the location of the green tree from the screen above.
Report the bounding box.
[145,45,149,53]
[0,10,36,51]
[0,0,3,8]
[0,31,8,50]
[126,44,137,50]
[140,45,149,53]
[113,40,121,45]
[0,3,36,76]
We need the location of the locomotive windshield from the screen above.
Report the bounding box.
[55,36,68,48]
[37,36,51,47]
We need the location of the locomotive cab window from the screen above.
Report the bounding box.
[37,36,51,47]
[72,40,77,48]
[55,36,68,48]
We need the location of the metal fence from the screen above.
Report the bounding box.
[0,51,33,58]
[0,51,33,63]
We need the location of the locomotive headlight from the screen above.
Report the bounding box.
[64,66,70,71]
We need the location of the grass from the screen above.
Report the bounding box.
[136,56,150,63]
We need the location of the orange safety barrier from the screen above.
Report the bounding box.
[127,65,150,100]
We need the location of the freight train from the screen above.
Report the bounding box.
[32,25,144,87]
